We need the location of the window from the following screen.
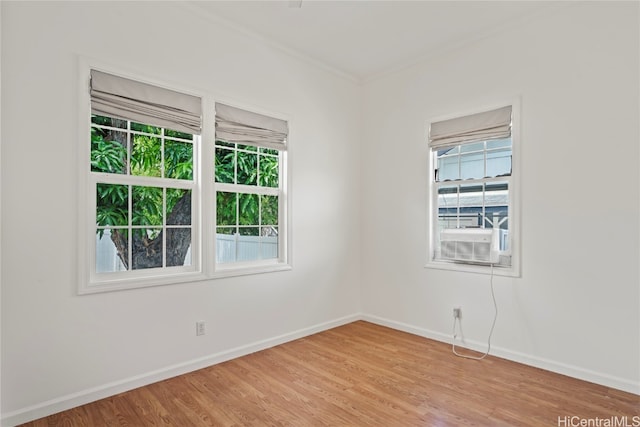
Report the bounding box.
[215,142,281,263]
[80,67,290,294]
[427,104,519,275]
[214,102,288,266]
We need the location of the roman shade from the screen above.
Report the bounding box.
[215,102,288,150]
[90,70,202,135]
[429,105,512,150]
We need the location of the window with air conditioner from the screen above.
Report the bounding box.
[427,103,520,275]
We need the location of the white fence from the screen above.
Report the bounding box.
[216,233,278,263]
[96,231,277,272]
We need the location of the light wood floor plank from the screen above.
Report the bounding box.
[20,321,639,426]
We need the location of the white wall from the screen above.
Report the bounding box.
[2,1,639,425]
[361,2,639,393]
[0,2,361,424]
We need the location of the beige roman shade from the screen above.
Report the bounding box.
[215,102,288,150]
[90,70,202,135]
[429,105,512,150]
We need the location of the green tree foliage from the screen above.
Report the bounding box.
[214,143,279,237]
[92,116,280,270]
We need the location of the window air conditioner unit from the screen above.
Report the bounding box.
[440,228,499,264]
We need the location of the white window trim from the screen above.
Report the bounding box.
[77,59,291,295]
[425,98,521,278]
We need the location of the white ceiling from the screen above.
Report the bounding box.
[192,1,552,81]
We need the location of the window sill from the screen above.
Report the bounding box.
[79,262,292,295]
[424,259,519,277]
[213,261,292,278]
[80,270,207,295]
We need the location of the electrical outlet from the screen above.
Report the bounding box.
[196,321,206,336]
[453,307,462,319]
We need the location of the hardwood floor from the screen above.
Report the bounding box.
[21,321,639,426]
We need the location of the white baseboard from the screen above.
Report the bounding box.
[1,313,360,427]
[4,312,638,426]
[361,313,640,396]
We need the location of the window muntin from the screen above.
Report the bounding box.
[91,115,195,275]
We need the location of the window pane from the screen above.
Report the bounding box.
[216,228,236,263]
[166,227,191,267]
[238,144,257,152]
[165,140,193,180]
[132,186,163,226]
[459,183,484,228]
[259,154,279,187]
[216,191,237,226]
[487,138,511,150]
[437,185,459,230]
[131,134,161,177]
[438,147,458,156]
[260,227,278,260]
[167,189,191,226]
[437,155,459,181]
[131,228,162,270]
[165,128,193,141]
[96,228,128,273]
[216,140,234,148]
[261,195,278,226]
[485,182,510,251]
[96,183,128,227]
[239,226,259,236]
[460,141,484,153]
[215,147,235,184]
[237,151,257,185]
[91,129,127,174]
[237,228,259,262]
[485,182,509,203]
[131,122,161,134]
[460,152,484,180]
[239,193,259,225]
[92,115,126,129]
[261,226,278,237]
[486,148,511,178]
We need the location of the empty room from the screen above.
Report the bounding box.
[1,1,638,426]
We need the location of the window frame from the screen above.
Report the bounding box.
[77,60,291,295]
[425,99,521,277]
